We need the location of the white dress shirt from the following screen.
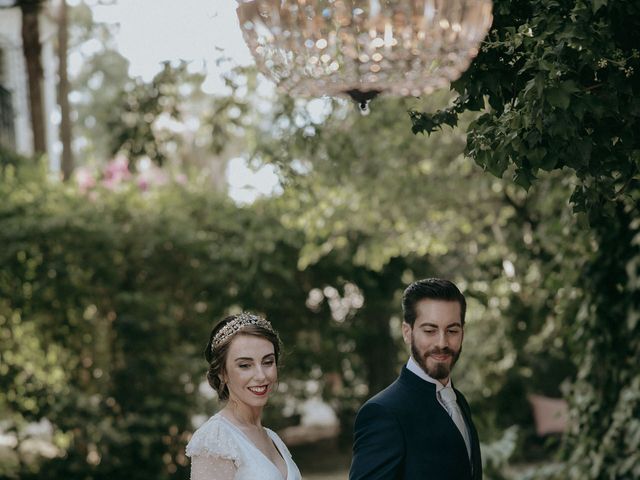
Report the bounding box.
[406,357,472,458]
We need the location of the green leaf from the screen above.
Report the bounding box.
[561,80,579,94]
[547,87,571,110]
[528,147,548,168]
[592,0,607,13]
[513,168,534,190]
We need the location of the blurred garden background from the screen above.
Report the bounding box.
[0,0,638,479]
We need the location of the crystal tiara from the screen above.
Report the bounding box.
[212,312,275,350]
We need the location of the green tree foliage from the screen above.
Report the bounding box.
[68,4,219,172]
[223,78,591,468]
[0,163,304,479]
[105,61,205,167]
[68,2,131,164]
[1,126,583,478]
[410,0,640,477]
[5,2,636,476]
[411,0,639,203]
[1,158,425,477]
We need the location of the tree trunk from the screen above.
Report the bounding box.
[57,0,73,179]
[359,309,397,396]
[20,1,47,156]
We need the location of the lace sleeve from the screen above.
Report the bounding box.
[190,455,236,480]
[185,416,241,467]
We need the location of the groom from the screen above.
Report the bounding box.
[349,278,482,479]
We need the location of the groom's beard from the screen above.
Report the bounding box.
[412,340,462,380]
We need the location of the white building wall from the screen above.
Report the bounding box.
[0,8,32,155]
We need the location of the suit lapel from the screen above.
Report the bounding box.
[456,390,482,480]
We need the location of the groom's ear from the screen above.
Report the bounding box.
[401,322,412,345]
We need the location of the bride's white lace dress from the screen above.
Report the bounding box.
[186,414,302,480]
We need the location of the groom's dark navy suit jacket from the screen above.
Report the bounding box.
[349,367,482,480]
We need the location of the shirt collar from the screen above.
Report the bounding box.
[406,356,451,392]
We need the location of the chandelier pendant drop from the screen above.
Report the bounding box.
[236,0,493,113]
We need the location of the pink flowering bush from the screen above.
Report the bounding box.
[102,154,131,190]
[74,154,184,194]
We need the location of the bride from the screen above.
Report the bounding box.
[186,312,302,480]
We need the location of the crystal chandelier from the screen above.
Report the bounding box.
[236,0,493,113]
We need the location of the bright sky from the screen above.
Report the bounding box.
[76,0,279,204]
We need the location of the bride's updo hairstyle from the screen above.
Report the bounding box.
[204,312,281,401]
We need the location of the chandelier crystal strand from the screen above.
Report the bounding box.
[236,0,492,112]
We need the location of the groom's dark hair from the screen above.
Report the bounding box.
[402,278,467,327]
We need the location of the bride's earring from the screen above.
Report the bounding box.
[219,375,227,396]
